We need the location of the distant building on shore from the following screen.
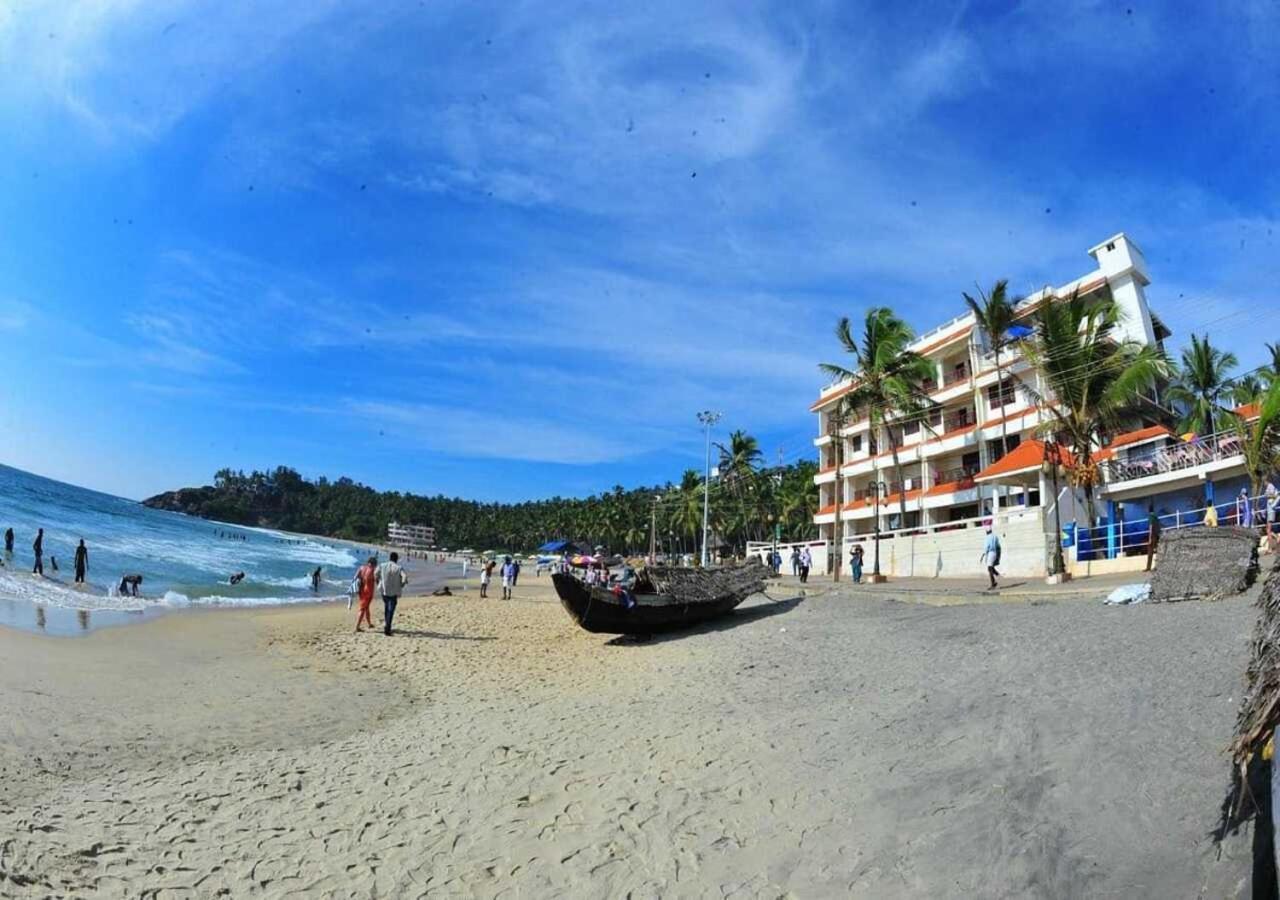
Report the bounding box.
[805,232,1259,579]
[387,521,436,550]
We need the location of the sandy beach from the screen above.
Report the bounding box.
[0,568,1263,897]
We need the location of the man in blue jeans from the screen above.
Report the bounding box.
[376,552,408,635]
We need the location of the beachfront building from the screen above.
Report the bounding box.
[387,521,437,551]
[1077,402,1264,563]
[809,233,1178,578]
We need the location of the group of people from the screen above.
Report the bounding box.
[789,546,813,583]
[350,552,409,635]
[474,555,520,600]
[4,527,96,586]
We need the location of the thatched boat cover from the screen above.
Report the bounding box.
[633,559,768,603]
[1231,555,1280,767]
[1148,526,1259,603]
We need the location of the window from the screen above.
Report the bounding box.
[987,433,1021,462]
[849,434,862,454]
[987,378,1017,410]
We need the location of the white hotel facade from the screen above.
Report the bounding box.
[804,233,1258,578]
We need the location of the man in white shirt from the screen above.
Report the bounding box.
[500,556,516,600]
[376,552,408,635]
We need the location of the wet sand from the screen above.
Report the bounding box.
[0,573,1263,897]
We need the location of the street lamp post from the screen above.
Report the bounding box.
[649,494,662,563]
[870,479,888,582]
[697,410,722,567]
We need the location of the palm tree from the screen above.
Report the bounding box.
[669,471,704,556]
[1233,373,1264,407]
[1166,332,1238,436]
[1267,342,1280,378]
[1019,287,1170,519]
[778,463,819,540]
[1232,379,1280,499]
[820,307,938,577]
[963,279,1018,515]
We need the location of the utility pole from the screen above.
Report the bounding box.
[773,446,783,562]
[697,410,722,567]
[831,406,845,582]
[649,494,661,562]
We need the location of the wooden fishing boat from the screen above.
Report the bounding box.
[551,561,768,634]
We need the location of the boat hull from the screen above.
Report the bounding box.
[551,572,752,634]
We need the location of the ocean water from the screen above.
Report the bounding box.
[0,464,385,633]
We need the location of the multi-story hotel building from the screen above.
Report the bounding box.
[387,521,437,551]
[808,233,1187,577]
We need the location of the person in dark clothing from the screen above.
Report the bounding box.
[311,566,323,592]
[32,528,44,576]
[1145,505,1162,572]
[74,539,89,583]
[119,574,143,597]
[4,527,13,554]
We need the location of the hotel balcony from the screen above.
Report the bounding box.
[1099,427,1247,501]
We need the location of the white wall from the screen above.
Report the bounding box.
[747,540,828,575]
[842,511,1049,578]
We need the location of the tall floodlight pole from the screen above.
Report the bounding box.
[697,410,722,567]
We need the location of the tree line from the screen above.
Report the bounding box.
[143,439,819,556]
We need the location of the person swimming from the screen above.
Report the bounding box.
[229,571,246,585]
[118,574,143,597]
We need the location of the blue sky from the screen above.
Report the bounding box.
[0,1,1277,501]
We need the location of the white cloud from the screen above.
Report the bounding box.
[0,299,33,332]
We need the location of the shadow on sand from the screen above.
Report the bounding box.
[387,630,496,641]
[606,595,804,647]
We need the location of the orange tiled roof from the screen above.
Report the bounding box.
[1236,402,1261,421]
[1105,424,1172,449]
[973,440,1073,482]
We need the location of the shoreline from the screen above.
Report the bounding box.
[0,529,457,637]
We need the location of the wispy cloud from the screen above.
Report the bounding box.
[0,299,33,332]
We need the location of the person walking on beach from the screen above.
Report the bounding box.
[500,556,516,601]
[850,544,864,584]
[1266,478,1279,540]
[1237,488,1253,529]
[32,528,44,576]
[480,558,494,598]
[798,546,811,584]
[354,556,376,631]
[982,527,1002,590]
[74,539,88,584]
[511,557,521,586]
[1145,506,1162,572]
[375,552,407,636]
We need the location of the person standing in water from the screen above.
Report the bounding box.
[32,528,44,576]
[375,552,407,635]
[74,539,89,584]
[4,527,13,554]
[311,566,323,592]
